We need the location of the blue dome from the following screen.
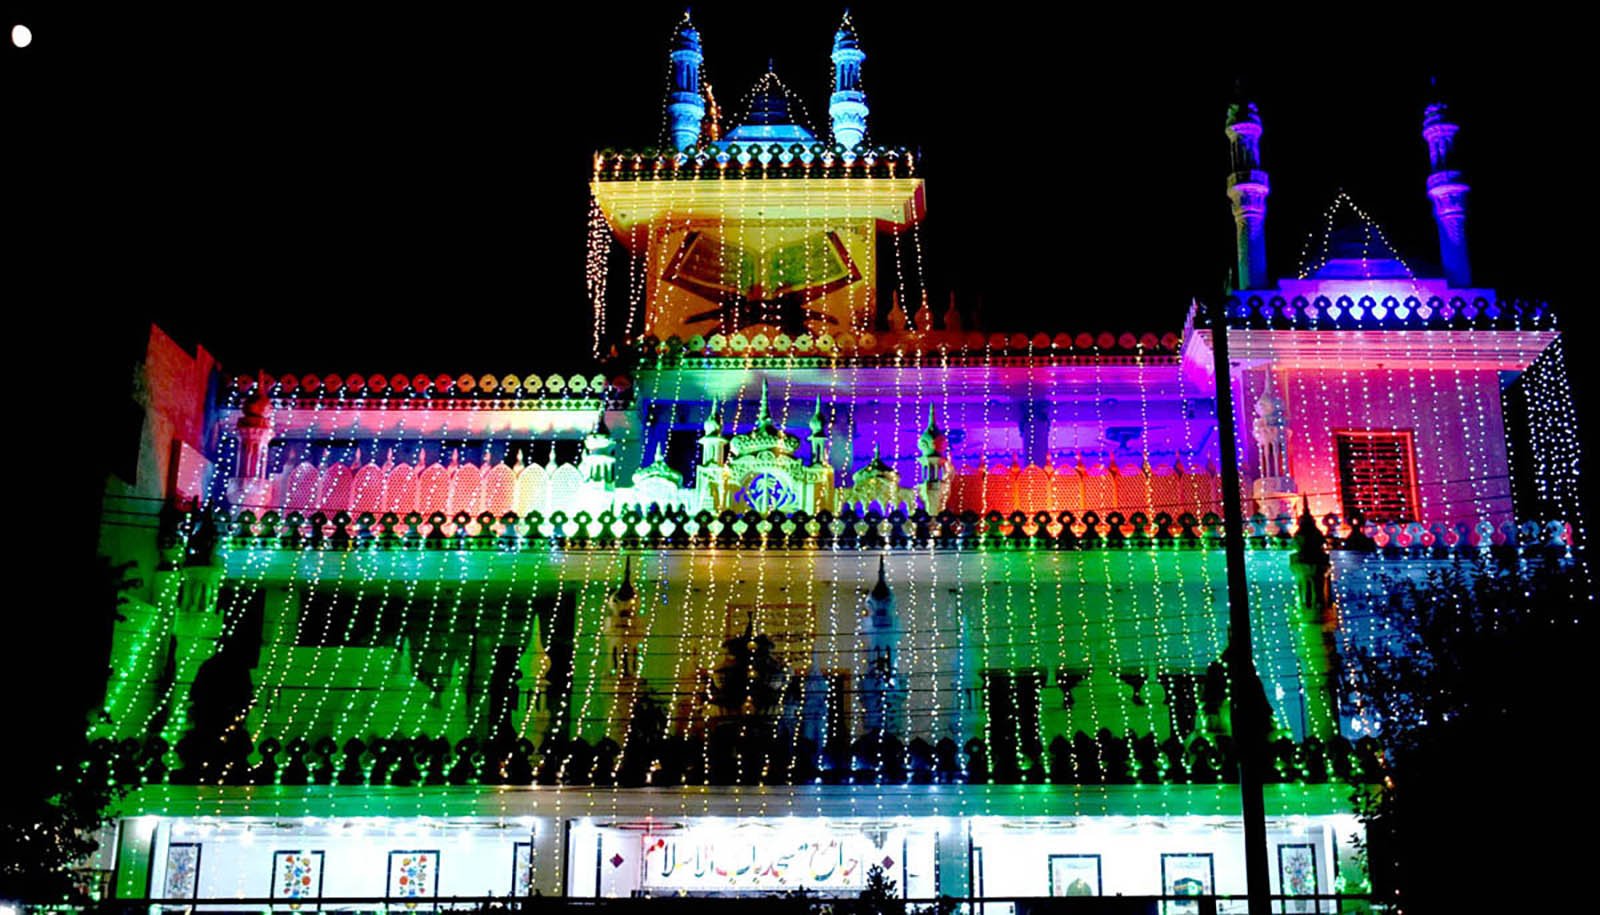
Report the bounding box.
[724,70,817,145]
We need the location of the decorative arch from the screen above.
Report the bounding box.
[416,463,451,514]
[350,463,385,513]
[283,462,320,512]
[515,462,550,515]
[383,463,418,516]
[451,463,484,516]
[483,463,517,515]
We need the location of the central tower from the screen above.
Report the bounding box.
[591,11,924,343]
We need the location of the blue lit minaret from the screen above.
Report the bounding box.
[1423,81,1472,288]
[667,10,706,152]
[1225,92,1270,291]
[829,10,869,150]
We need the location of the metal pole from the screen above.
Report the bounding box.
[1209,299,1272,915]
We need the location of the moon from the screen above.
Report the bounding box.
[11,24,31,48]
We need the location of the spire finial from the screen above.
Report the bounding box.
[758,379,773,421]
[613,555,637,604]
[919,404,947,459]
[870,554,891,601]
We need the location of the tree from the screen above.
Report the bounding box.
[856,864,901,915]
[1344,558,1591,911]
[0,558,137,902]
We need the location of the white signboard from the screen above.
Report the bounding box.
[641,828,897,892]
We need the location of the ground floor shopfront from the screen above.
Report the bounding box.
[111,786,1363,905]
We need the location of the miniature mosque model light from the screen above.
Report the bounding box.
[90,10,1580,904]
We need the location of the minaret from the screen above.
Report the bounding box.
[228,374,276,509]
[808,397,830,468]
[917,405,952,514]
[856,557,906,736]
[1225,92,1270,291]
[604,558,645,743]
[829,11,869,150]
[699,401,728,466]
[1423,81,1472,288]
[1287,496,1338,740]
[606,558,642,678]
[235,374,273,480]
[666,10,706,152]
[582,415,617,487]
[696,401,732,511]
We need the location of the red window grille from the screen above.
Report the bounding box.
[1334,430,1421,523]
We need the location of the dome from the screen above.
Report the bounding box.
[723,69,818,146]
[1302,194,1414,280]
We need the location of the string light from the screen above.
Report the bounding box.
[90,24,1583,907]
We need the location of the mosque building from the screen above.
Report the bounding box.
[90,11,1580,907]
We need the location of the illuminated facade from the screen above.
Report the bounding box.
[93,13,1580,906]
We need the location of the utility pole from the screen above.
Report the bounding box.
[1210,298,1272,915]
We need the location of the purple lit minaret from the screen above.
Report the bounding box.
[1423,81,1472,288]
[1226,94,1270,291]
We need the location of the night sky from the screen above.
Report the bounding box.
[8,8,1591,368]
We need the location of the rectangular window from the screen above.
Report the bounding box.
[1335,430,1420,523]
[982,668,1044,759]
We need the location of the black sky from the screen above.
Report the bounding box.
[8,7,1591,370]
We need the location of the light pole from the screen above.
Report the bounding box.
[1209,298,1272,915]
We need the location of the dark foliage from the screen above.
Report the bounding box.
[0,558,137,902]
[1345,559,1592,910]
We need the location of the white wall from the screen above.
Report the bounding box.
[152,818,546,901]
[143,813,1347,903]
[970,816,1339,900]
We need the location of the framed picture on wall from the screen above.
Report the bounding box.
[387,850,440,910]
[163,843,201,902]
[512,841,534,897]
[1048,854,1101,896]
[271,850,324,910]
[1160,853,1214,915]
[1277,843,1319,913]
